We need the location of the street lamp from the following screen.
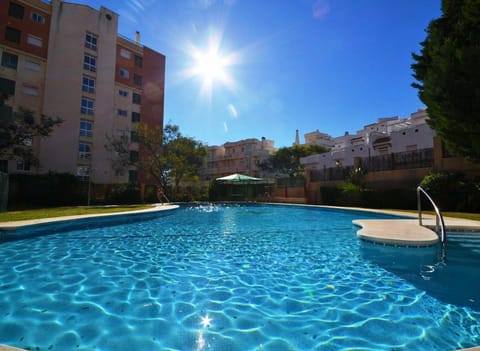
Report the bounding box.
[87,167,95,206]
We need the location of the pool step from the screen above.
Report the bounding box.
[353,219,439,246]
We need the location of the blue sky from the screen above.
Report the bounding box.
[76,0,441,148]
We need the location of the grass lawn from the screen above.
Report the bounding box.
[1,204,479,223]
[0,205,155,222]
[387,209,480,222]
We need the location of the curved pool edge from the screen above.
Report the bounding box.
[353,219,440,247]
[0,204,179,232]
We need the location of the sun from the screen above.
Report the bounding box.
[182,32,239,100]
[193,48,227,83]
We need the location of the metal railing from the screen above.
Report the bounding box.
[417,186,446,244]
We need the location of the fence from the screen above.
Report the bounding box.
[0,172,8,212]
[276,176,305,187]
[363,148,433,172]
[310,148,434,182]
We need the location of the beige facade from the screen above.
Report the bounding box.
[202,137,275,180]
[0,0,165,184]
[41,1,119,183]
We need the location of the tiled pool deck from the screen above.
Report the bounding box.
[1,204,480,351]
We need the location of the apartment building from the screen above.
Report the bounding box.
[303,129,335,149]
[202,137,275,180]
[0,0,165,184]
[300,109,436,170]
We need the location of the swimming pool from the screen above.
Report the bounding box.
[0,204,479,350]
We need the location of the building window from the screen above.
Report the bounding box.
[85,32,97,51]
[80,97,94,115]
[119,68,129,79]
[0,78,16,96]
[120,48,131,59]
[133,74,142,86]
[30,12,45,24]
[116,129,128,138]
[117,109,127,117]
[80,120,93,137]
[134,55,143,67]
[118,89,128,97]
[76,165,90,180]
[131,112,140,122]
[83,54,96,72]
[9,2,24,19]
[16,161,31,171]
[25,59,40,71]
[1,52,18,69]
[130,131,139,142]
[0,160,8,173]
[132,93,141,104]
[22,85,39,96]
[82,75,95,93]
[5,27,21,43]
[78,142,92,160]
[129,150,139,163]
[27,34,43,47]
[128,170,138,183]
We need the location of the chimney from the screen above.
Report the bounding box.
[295,129,300,146]
[135,31,140,45]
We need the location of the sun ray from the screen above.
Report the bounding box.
[181,30,239,102]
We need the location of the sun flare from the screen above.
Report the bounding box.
[193,49,227,83]
[182,32,239,100]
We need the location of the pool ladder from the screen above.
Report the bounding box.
[417,186,446,244]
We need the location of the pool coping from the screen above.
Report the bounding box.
[267,203,480,246]
[0,203,179,231]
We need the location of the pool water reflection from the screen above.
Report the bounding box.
[0,204,479,350]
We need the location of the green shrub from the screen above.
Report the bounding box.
[419,172,469,211]
[418,172,480,212]
[319,185,417,209]
[8,172,84,209]
[104,184,141,205]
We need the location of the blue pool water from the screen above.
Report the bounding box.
[0,204,479,351]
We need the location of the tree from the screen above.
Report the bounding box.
[104,133,131,174]
[260,144,329,177]
[105,123,207,193]
[163,129,207,189]
[411,0,480,161]
[0,94,63,167]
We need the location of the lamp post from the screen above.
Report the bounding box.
[87,167,95,206]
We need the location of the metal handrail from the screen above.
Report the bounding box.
[417,186,446,243]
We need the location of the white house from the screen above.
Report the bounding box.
[300,109,436,170]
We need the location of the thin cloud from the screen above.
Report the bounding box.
[223,121,228,132]
[227,104,238,119]
[129,0,145,12]
[312,0,329,20]
[198,0,216,9]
